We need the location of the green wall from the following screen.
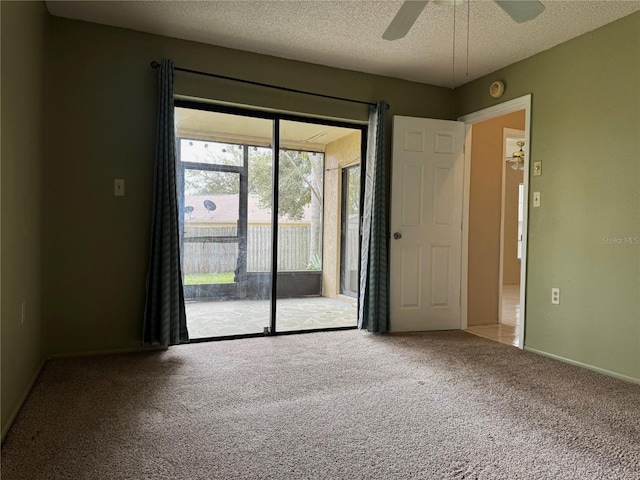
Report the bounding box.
[456,12,640,381]
[45,17,453,355]
[1,1,48,436]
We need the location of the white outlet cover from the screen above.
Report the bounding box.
[551,288,560,305]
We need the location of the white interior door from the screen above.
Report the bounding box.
[390,116,465,332]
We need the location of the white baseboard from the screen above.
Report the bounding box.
[525,347,640,385]
[1,357,47,443]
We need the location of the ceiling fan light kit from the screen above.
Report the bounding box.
[507,140,526,171]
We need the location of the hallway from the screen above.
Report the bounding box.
[466,285,520,346]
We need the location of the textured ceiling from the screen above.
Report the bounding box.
[46,1,640,88]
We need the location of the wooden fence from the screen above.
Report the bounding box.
[183,225,314,274]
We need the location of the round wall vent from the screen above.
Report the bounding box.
[490,80,505,99]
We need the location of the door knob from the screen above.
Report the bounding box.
[393,232,402,240]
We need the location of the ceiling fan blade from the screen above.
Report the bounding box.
[495,1,545,24]
[382,1,429,41]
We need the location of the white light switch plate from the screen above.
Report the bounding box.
[114,179,125,196]
[533,161,542,176]
[533,191,540,207]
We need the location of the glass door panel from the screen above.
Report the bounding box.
[340,164,360,297]
[176,106,273,339]
[183,169,240,237]
[275,120,360,332]
[244,144,274,323]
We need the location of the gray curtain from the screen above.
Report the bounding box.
[143,59,189,346]
[358,101,389,333]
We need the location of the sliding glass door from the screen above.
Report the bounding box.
[176,108,273,338]
[176,103,364,340]
[274,127,325,331]
[340,164,360,298]
[274,119,360,332]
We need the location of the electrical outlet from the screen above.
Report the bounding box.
[21,301,26,325]
[551,288,560,305]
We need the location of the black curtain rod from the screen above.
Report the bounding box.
[150,61,388,109]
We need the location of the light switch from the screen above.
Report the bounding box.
[114,179,125,197]
[533,191,540,207]
[533,161,542,176]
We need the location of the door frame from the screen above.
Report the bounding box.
[458,95,531,349]
[498,128,525,323]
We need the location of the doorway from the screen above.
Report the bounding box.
[498,129,525,333]
[175,102,365,340]
[459,95,531,349]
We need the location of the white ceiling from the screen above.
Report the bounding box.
[46,1,640,88]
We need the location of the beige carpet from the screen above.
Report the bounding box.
[2,331,639,479]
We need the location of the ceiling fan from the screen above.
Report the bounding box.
[506,140,526,171]
[382,0,545,41]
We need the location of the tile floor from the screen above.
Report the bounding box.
[465,284,520,347]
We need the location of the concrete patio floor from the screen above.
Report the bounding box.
[186,296,357,338]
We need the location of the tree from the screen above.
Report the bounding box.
[249,148,324,268]
[248,148,323,221]
[183,143,243,196]
[346,164,361,214]
[182,139,324,268]
[279,150,324,267]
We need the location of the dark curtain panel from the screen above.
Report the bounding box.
[143,59,189,346]
[358,101,389,333]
